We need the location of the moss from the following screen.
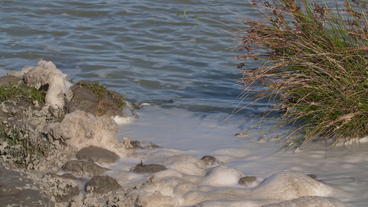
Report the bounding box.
[0,83,45,104]
[79,81,107,100]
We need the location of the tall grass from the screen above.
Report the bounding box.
[236,0,368,149]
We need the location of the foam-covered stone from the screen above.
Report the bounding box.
[262,196,347,207]
[252,171,334,200]
[200,165,244,186]
[8,60,73,109]
[47,111,127,156]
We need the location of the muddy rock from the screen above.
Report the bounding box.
[85,175,122,194]
[76,146,120,164]
[67,80,136,117]
[133,163,167,174]
[62,160,109,176]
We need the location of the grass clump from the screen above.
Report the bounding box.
[235,0,368,149]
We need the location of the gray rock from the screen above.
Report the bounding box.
[76,146,119,164]
[85,175,122,194]
[201,155,216,166]
[62,160,109,176]
[238,176,257,187]
[0,75,23,86]
[133,163,167,174]
[44,172,78,180]
[67,81,136,117]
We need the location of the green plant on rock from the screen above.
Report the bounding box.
[79,81,107,99]
[0,83,45,104]
[235,0,368,149]
[0,123,49,168]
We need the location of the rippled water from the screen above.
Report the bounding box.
[0,0,266,114]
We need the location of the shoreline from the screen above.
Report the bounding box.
[0,60,365,206]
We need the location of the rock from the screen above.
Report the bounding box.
[238,176,257,187]
[133,163,167,174]
[47,111,128,156]
[76,146,119,164]
[41,174,80,203]
[0,163,55,207]
[200,155,222,167]
[161,154,206,176]
[200,165,244,186]
[67,80,136,117]
[62,160,109,176]
[130,140,160,149]
[44,172,78,180]
[252,171,334,200]
[261,196,347,207]
[123,136,134,149]
[85,175,122,194]
[0,75,23,86]
[8,60,73,109]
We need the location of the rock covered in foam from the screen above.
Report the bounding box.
[161,154,207,176]
[8,60,73,109]
[47,111,127,156]
[252,171,334,200]
[200,165,244,186]
[262,196,347,207]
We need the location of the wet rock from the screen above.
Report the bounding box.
[62,160,109,176]
[133,162,167,174]
[238,176,257,187]
[44,172,78,180]
[123,136,134,149]
[0,163,55,207]
[85,175,122,194]
[131,140,160,149]
[76,146,119,164]
[201,155,216,165]
[0,75,23,86]
[67,80,136,117]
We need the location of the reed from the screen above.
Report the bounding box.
[236,0,368,149]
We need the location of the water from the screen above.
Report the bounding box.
[0,0,266,115]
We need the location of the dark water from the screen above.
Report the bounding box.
[0,0,267,115]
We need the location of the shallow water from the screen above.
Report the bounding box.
[0,0,267,114]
